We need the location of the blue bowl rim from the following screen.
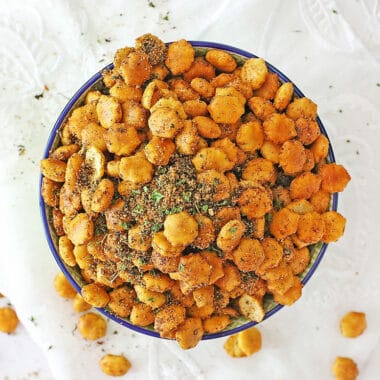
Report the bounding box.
[39,40,338,340]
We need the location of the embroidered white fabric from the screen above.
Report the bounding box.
[0,1,379,379]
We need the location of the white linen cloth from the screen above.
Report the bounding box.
[0,0,379,379]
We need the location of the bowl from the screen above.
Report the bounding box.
[40,41,338,339]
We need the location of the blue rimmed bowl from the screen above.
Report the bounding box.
[40,41,338,340]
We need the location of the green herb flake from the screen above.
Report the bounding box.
[377,83,380,87]
[152,223,163,233]
[137,257,145,266]
[201,204,209,212]
[132,204,144,215]
[182,191,191,202]
[131,189,141,195]
[283,247,291,255]
[176,179,186,185]
[94,222,108,236]
[158,167,166,175]
[119,263,127,271]
[165,206,182,215]
[332,9,338,14]
[147,297,155,302]
[229,227,237,234]
[148,1,155,7]
[178,263,184,272]
[143,186,149,193]
[121,222,132,230]
[213,178,220,186]
[113,330,118,335]
[151,190,164,203]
